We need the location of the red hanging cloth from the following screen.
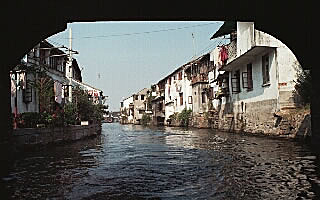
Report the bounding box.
[219,46,228,65]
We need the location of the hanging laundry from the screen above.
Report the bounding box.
[54,81,62,104]
[219,45,228,65]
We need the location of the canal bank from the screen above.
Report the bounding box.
[11,123,102,149]
[163,106,312,140]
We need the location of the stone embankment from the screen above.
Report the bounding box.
[166,107,311,139]
[12,123,102,148]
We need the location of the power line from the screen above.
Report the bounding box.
[46,38,65,47]
[191,37,225,60]
[54,22,221,40]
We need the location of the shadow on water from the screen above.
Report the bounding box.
[1,123,320,199]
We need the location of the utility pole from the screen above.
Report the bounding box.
[67,27,73,103]
[192,33,196,59]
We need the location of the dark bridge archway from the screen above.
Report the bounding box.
[1,1,316,139]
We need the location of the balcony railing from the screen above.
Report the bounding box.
[225,40,237,65]
[191,73,208,85]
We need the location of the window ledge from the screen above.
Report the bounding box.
[262,83,270,87]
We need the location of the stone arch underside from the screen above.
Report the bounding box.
[1,1,315,140]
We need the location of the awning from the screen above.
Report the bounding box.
[219,46,275,71]
[210,21,236,40]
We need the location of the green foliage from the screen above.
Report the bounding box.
[177,108,193,127]
[92,104,105,122]
[294,67,311,106]
[72,86,104,123]
[17,112,40,128]
[64,103,77,125]
[30,71,55,113]
[169,112,179,121]
[141,114,151,126]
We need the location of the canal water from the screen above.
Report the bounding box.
[2,123,320,199]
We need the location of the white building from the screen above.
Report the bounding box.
[120,95,134,124]
[163,65,192,125]
[132,88,150,124]
[209,21,301,132]
[71,79,104,105]
[10,40,68,115]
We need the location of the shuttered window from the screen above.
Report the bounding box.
[262,54,270,84]
[231,70,241,93]
[242,63,253,90]
[179,93,183,106]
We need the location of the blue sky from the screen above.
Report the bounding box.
[48,21,226,111]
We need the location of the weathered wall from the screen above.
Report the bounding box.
[209,99,311,138]
[192,83,209,115]
[12,123,102,147]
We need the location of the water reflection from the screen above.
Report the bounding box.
[2,123,320,199]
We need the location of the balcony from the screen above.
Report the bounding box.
[225,40,237,64]
[191,73,208,85]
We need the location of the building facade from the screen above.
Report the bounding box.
[133,88,150,124]
[209,21,302,134]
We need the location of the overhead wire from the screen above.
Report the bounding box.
[52,22,222,40]
[190,37,226,60]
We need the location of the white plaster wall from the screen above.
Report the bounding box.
[123,96,133,108]
[227,49,279,110]
[12,73,39,114]
[164,102,174,124]
[254,30,281,48]
[276,45,299,92]
[184,78,193,111]
[237,22,255,57]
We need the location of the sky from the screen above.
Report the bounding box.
[48,21,227,111]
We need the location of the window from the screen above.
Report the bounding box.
[188,96,192,104]
[49,57,57,70]
[141,95,145,100]
[208,87,214,99]
[179,93,183,106]
[173,75,176,80]
[23,79,32,103]
[178,71,182,80]
[242,63,253,90]
[120,102,124,107]
[202,92,206,104]
[135,95,138,100]
[168,77,171,85]
[231,70,241,93]
[262,54,270,85]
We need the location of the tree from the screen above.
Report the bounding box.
[294,62,311,106]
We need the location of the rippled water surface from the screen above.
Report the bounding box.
[2,123,320,199]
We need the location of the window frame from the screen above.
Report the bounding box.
[242,63,253,91]
[231,70,241,93]
[201,92,206,104]
[179,92,183,106]
[262,54,270,85]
